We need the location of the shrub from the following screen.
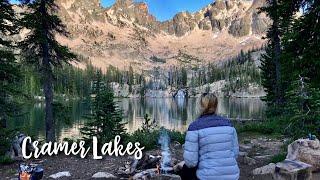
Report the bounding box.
[167,130,185,144]
[270,153,286,163]
[126,130,159,150]
[126,128,185,151]
[0,155,14,165]
[236,116,290,136]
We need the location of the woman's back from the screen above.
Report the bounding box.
[183,114,239,180]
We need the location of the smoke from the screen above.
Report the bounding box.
[158,128,171,172]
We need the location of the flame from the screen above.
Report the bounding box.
[156,164,160,175]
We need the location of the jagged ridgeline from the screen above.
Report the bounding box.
[10,0,269,72]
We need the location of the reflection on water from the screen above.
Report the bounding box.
[9,97,265,140]
[119,97,266,133]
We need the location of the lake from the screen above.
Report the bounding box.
[9,97,266,141]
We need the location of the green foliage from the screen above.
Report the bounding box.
[139,76,147,97]
[126,129,185,151]
[167,130,185,145]
[270,141,291,164]
[150,55,166,63]
[142,114,157,132]
[260,0,286,116]
[283,76,320,138]
[236,121,278,135]
[260,0,320,138]
[236,116,290,136]
[0,0,21,159]
[0,125,14,160]
[0,155,14,165]
[126,130,159,150]
[19,0,77,66]
[222,52,261,93]
[270,153,286,163]
[19,0,76,141]
[0,0,21,118]
[81,70,126,148]
[260,45,285,116]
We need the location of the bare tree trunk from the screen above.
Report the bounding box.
[43,61,55,142]
[40,0,55,142]
[272,0,283,106]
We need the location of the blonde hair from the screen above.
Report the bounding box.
[200,93,218,116]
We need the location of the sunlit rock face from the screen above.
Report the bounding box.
[103,0,160,32]
[159,0,270,37]
[56,0,269,37]
[14,0,268,72]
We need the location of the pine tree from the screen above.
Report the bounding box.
[181,67,188,87]
[81,70,126,148]
[20,0,76,141]
[284,76,320,138]
[260,46,278,114]
[260,0,285,115]
[0,0,21,158]
[282,0,320,87]
[280,0,320,137]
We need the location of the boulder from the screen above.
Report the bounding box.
[173,161,185,173]
[239,144,252,151]
[286,138,320,171]
[243,156,257,166]
[238,151,248,157]
[49,171,71,179]
[273,159,312,180]
[150,174,181,180]
[252,163,276,175]
[92,172,117,179]
[8,133,34,160]
[132,168,157,180]
[132,168,181,180]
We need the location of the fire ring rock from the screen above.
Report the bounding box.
[286,138,320,171]
[132,168,157,180]
[92,172,117,179]
[273,159,312,180]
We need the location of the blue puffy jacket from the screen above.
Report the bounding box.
[183,114,239,180]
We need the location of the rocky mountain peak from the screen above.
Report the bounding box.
[136,2,149,14]
[35,0,268,72]
[112,0,133,9]
[57,0,268,37]
[105,0,159,31]
[156,0,269,37]
[57,0,101,10]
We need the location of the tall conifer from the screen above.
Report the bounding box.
[20,0,76,142]
[0,0,20,158]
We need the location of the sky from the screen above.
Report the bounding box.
[102,0,214,21]
[10,0,215,22]
[10,0,19,4]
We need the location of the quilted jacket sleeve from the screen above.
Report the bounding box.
[232,128,239,158]
[183,130,199,168]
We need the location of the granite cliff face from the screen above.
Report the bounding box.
[100,0,269,37]
[51,0,269,71]
[160,0,269,37]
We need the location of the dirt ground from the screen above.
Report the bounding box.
[1,134,319,179]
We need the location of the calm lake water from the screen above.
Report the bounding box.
[9,97,266,140]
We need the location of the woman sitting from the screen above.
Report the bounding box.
[183,93,239,180]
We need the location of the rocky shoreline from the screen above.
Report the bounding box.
[111,81,265,99]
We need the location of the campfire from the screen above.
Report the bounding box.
[157,129,174,174]
[117,129,182,179]
[156,164,174,175]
